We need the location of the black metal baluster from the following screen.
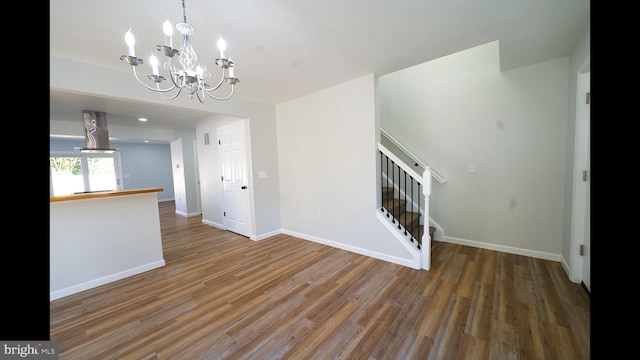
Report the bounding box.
[410,176,414,241]
[392,160,395,220]
[418,182,422,243]
[379,151,383,211]
[386,155,391,220]
[402,170,406,231]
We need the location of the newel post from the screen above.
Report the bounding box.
[421,167,432,270]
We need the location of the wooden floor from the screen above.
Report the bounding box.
[50,201,590,359]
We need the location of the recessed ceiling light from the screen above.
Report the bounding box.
[143,140,150,143]
[138,117,148,122]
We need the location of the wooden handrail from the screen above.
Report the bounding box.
[380,128,446,184]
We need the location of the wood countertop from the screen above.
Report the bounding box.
[50,188,163,202]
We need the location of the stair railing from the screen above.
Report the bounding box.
[380,128,445,184]
[378,143,432,269]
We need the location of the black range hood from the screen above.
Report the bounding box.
[74,110,119,153]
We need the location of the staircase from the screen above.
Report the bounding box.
[382,186,435,249]
[378,131,443,270]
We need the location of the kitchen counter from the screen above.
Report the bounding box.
[50,187,164,202]
[50,188,166,300]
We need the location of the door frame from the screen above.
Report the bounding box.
[217,119,255,238]
[569,57,590,287]
[193,140,202,215]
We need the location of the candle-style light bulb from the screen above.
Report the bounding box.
[163,17,173,48]
[150,54,159,75]
[228,61,235,78]
[217,35,227,59]
[125,28,136,57]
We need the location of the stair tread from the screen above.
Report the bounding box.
[396,211,420,221]
[381,186,436,248]
[382,198,406,204]
[382,199,408,216]
[407,225,436,246]
[381,187,395,201]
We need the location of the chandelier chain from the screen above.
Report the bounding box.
[182,0,187,23]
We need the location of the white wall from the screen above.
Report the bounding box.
[171,129,200,217]
[379,41,569,259]
[170,138,188,214]
[50,193,165,300]
[178,130,200,216]
[50,119,178,143]
[276,74,414,265]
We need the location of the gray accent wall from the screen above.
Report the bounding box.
[50,139,175,202]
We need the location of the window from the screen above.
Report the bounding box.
[50,152,122,196]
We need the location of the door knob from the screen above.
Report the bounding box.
[241,185,247,189]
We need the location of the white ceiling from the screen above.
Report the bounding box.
[50,0,590,133]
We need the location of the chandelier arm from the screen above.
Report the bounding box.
[164,61,187,90]
[157,85,184,100]
[130,66,177,93]
[202,71,226,93]
[195,85,206,103]
[205,84,235,101]
[149,60,183,100]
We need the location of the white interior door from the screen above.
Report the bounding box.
[218,121,251,237]
[570,67,590,289]
[581,74,590,292]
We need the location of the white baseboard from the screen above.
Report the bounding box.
[251,229,282,241]
[202,219,224,229]
[175,210,201,217]
[50,260,166,301]
[440,236,561,262]
[281,229,420,269]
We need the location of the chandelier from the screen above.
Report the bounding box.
[120,0,239,102]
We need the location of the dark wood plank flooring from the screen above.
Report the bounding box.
[50,201,590,359]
